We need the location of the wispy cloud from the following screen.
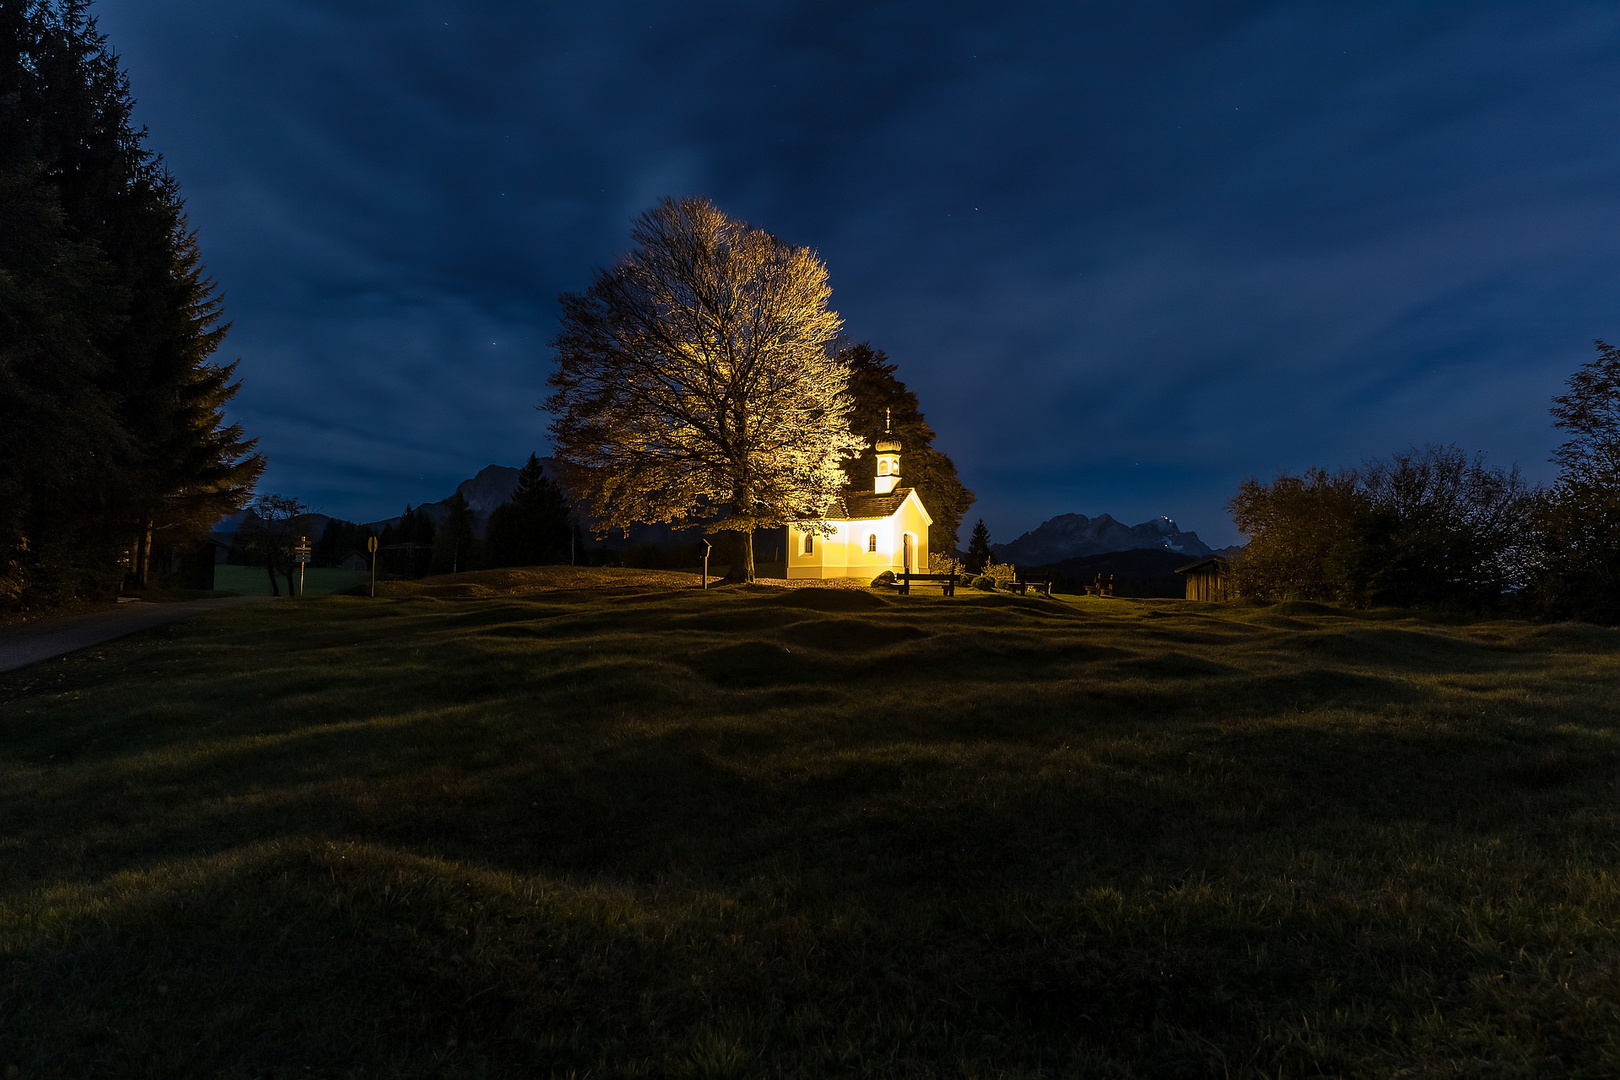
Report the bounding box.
[101,1,1620,540]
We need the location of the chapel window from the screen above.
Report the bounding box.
[868,534,877,553]
[803,533,814,555]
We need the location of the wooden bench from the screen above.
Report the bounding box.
[1013,576,1053,596]
[888,571,959,596]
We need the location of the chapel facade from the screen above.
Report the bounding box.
[786,437,932,580]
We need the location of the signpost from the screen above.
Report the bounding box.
[293,536,311,597]
[702,539,712,589]
[368,535,378,597]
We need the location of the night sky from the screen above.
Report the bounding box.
[97,2,1620,546]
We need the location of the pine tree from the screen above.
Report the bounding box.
[965,519,993,575]
[432,493,474,575]
[488,453,573,567]
[836,343,976,554]
[0,2,262,607]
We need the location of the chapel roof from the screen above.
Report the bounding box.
[827,487,914,521]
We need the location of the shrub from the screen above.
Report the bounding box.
[982,559,1018,587]
[928,552,961,575]
[973,575,997,591]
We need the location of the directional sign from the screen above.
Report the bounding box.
[295,551,312,564]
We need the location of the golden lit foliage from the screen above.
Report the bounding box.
[547,197,864,579]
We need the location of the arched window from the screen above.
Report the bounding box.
[878,460,889,474]
[868,534,877,553]
[803,533,814,555]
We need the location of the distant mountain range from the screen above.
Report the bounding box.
[361,463,526,539]
[990,512,1231,567]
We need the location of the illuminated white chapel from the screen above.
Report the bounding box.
[786,435,931,580]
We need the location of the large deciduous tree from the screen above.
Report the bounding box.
[547,196,863,582]
[836,342,976,553]
[0,0,263,609]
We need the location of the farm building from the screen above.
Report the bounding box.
[1175,555,1234,601]
[787,437,931,580]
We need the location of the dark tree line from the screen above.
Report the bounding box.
[1,1,262,609]
[1228,447,1528,609]
[314,517,376,568]
[1228,342,1620,622]
[299,457,576,582]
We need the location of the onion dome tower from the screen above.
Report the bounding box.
[874,407,901,495]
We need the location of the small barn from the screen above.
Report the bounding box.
[338,549,370,572]
[1174,555,1233,601]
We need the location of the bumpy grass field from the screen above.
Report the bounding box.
[2,568,1618,1077]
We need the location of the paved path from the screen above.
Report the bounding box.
[0,596,267,674]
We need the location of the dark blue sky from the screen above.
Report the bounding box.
[98,2,1620,546]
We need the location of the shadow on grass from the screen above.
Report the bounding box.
[3,587,1620,1076]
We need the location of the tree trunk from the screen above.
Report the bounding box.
[718,529,756,583]
[265,551,280,597]
[134,525,152,589]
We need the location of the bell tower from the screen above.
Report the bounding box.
[874,407,901,495]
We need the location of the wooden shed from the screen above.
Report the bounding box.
[1174,556,1233,601]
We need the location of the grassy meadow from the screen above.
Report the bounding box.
[1,568,1618,1077]
[215,564,371,597]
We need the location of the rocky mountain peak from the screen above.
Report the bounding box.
[990,511,1212,567]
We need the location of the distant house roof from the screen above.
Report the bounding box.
[827,488,914,521]
[1174,555,1228,574]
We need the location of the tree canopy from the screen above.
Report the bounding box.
[0,1,262,608]
[1228,445,1528,608]
[836,343,976,553]
[1528,340,1620,621]
[547,196,863,581]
